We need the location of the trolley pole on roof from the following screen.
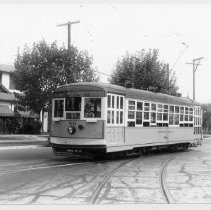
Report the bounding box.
[57,20,80,49]
[186,57,204,101]
[167,63,170,94]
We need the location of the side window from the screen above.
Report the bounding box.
[107,110,111,124]
[157,104,163,122]
[117,96,119,109]
[143,107,150,126]
[127,100,143,127]
[107,95,111,108]
[169,105,179,126]
[120,97,124,109]
[163,105,169,122]
[136,111,143,125]
[119,97,124,124]
[129,100,135,110]
[175,106,179,125]
[150,103,156,125]
[194,106,202,134]
[156,104,169,127]
[54,99,64,118]
[179,107,184,126]
[185,107,189,122]
[107,95,113,124]
[112,96,115,108]
[136,102,143,125]
[143,103,150,122]
[169,105,174,125]
[116,96,124,125]
[189,108,194,126]
[107,94,124,125]
[128,100,136,127]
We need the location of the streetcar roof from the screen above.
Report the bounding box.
[54,82,201,106]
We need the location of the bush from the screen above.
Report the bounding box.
[5,117,22,134]
[19,119,42,134]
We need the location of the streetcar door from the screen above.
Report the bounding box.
[106,94,125,145]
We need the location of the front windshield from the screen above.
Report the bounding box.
[65,97,81,119]
[84,98,101,118]
[65,97,81,111]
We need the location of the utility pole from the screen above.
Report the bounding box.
[186,57,204,101]
[57,20,80,49]
[167,63,170,94]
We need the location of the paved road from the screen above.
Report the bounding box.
[0,134,48,147]
[165,139,211,203]
[0,139,210,204]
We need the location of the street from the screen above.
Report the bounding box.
[0,138,211,204]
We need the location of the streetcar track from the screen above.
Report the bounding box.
[160,152,184,203]
[0,158,120,177]
[0,150,194,204]
[0,160,57,168]
[159,148,209,204]
[0,162,24,167]
[90,151,188,204]
[0,156,116,177]
[160,156,176,203]
[90,156,139,204]
[0,162,89,177]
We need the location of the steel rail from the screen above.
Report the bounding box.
[90,156,139,204]
[160,152,184,203]
[0,161,89,177]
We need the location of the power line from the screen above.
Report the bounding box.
[93,70,112,78]
[171,43,188,71]
[93,70,133,82]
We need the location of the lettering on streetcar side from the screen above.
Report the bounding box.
[69,121,77,126]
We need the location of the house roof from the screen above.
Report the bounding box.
[0,84,11,94]
[207,104,211,112]
[0,64,15,73]
[0,105,14,117]
[0,92,15,101]
[55,82,201,107]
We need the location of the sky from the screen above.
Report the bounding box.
[0,0,211,103]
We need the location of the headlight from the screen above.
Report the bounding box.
[68,126,76,135]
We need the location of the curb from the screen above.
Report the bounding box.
[0,142,51,150]
[0,145,43,150]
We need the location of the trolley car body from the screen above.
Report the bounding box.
[50,82,203,156]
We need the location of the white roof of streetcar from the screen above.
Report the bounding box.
[54,82,201,107]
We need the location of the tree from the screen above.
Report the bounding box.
[110,49,179,96]
[14,40,98,114]
[202,104,211,134]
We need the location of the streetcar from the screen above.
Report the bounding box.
[49,82,203,157]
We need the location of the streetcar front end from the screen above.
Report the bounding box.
[50,84,107,156]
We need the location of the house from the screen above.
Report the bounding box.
[0,64,40,134]
[208,104,211,113]
[0,64,16,120]
[0,83,15,133]
[0,64,17,92]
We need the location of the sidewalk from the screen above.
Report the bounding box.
[0,134,50,148]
